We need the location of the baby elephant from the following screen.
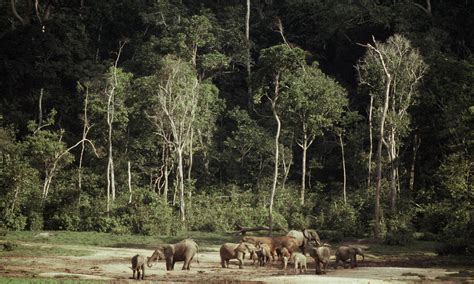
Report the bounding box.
[280,247,292,270]
[305,242,331,274]
[291,252,307,274]
[255,242,272,267]
[334,246,365,269]
[131,254,146,280]
[220,242,256,269]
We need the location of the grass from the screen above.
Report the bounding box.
[367,240,439,256]
[1,230,238,249]
[0,244,92,258]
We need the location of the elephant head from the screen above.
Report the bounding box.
[353,247,365,262]
[302,229,321,247]
[147,248,165,268]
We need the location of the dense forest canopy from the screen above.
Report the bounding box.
[0,0,472,250]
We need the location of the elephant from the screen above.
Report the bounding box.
[280,247,292,270]
[305,242,331,274]
[131,254,145,280]
[287,229,321,254]
[241,235,298,261]
[334,246,365,269]
[220,242,256,269]
[254,242,272,267]
[147,239,199,271]
[291,252,307,274]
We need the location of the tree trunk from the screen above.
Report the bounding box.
[188,129,193,183]
[269,76,281,236]
[246,0,251,102]
[177,148,186,221]
[339,134,347,204]
[128,161,132,204]
[368,94,373,190]
[78,86,89,191]
[300,138,307,205]
[375,74,391,239]
[389,128,397,212]
[408,133,420,192]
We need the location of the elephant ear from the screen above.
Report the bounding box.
[302,229,310,240]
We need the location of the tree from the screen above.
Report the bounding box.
[144,56,200,222]
[282,63,348,205]
[358,34,427,237]
[254,44,305,233]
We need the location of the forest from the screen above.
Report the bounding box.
[0,0,472,255]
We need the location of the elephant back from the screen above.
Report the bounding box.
[286,230,304,247]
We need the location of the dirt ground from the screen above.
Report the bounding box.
[0,242,473,283]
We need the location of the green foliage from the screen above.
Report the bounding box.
[384,213,415,246]
[318,199,361,237]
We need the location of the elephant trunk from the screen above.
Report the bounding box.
[360,253,365,262]
[147,257,154,268]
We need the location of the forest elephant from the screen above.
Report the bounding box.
[131,254,145,280]
[287,229,321,254]
[147,239,199,271]
[291,252,307,274]
[306,242,331,274]
[334,246,365,269]
[254,242,272,267]
[220,242,256,269]
[242,235,298,261]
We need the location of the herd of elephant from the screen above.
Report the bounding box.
[129,229,365,280]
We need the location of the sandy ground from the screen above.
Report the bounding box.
[0,242,473,283]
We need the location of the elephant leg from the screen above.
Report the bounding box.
[315,261,322,275]
[221,259,226,268]
[133,270,136,279]
[238,257,243,269]
[226,260,229,268]
[142,266,145,280]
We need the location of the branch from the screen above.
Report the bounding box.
[11,0,26,25]
[232,224,288,236]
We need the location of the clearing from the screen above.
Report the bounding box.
[0,231,473,283]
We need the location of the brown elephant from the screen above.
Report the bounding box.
[287,229,321,254]
[254,242,272,267]
[220,242,256,269]
[147,239,198,271]
[334,246,365,269]
[306,242,331,274]
[241,235,298,261]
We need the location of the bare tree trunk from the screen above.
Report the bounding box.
[188,129,193,183]
[269,76,281,235]
[128,161,132,204]
[408,133,420,192]
[300,138,307,205]
[177,148,186,221]
[389,128,397,212]
[368,94,373,190]
[339,134,347,204]
[164,162,169,202]
[364,37,392,239]
[78,86,89,191]
[38,88,44,127]
[246,0,251,102]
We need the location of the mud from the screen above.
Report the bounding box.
[0,242,473,283]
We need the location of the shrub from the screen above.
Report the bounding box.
[436,238,474,256]
[320,199,361,237]
[384,213,414,246]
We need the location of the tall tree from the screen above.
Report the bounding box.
[254,44,305,233]
[143,56,200,221]
[282,63,348,205]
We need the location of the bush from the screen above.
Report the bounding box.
[384,213,414,246]
[320,199,361,237]
[436,238,474,256]
[27,212,44,231]
[319,230,344,242]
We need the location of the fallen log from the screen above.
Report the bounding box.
[233,224,288,235]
